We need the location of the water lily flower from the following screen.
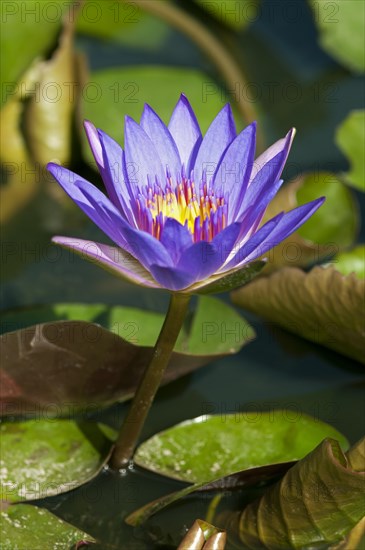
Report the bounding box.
[48,94,324,293]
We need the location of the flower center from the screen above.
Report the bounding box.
[136,177,227,242]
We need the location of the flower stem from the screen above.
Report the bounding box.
[110,292,191,470]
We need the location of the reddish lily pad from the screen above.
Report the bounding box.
[0,298,253,417]
[0,419,115,503]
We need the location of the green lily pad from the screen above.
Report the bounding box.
[0,419,115,502]
[0,504,95,550]
[196,0,260,30]
[81,67,240,166]
[331,246,365,278]
[231,265,365,364]
[0,298,253,416]
[309,0,365,72]
[0,504,95,549]
[335,110,365,192]
[134,411,348,483]
[227,438,365,548]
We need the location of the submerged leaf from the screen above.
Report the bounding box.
[0,298,253,416]
[0,504,95,548]
[134,412,348,483]
[336,110,365,192]
[0,419,115,502]
[232,266,365,364]
[225,438,365,549]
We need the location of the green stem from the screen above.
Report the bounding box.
[111,292,191,470]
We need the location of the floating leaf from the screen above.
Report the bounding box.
[0,298,253,416]
[195,0,260,30]
[0,419,115,502]
[127,413,348,527]
[134,411,348,483]
[262,172,358,271]
[81,67,239,166]
[331,246,365,278]
[0,503,95,548]
[225,438,365,548]
[309,0,365,72]
[232,266,365,364]
[335,110,365,192]
[177,519,226,550]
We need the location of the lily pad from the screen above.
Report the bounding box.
[231,266,365,364]
[81,67,240,166]
[0,298,253,416]
[134,411,348,483]
[309,0,365,72]
[262,172,358,271]
[0,503,95,549]
[331,246,365,278]
[127,413,348,527]
[335,110,365,192]
[0,419,115,502]
[226,437,365,548]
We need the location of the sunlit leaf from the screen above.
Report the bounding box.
[0,298,253,416]
[0,504,95,549]
[127,413,348,527]
[81,67,239,166]
[195,0,260,30]
[335,110,365,192]
[231,265,365,363]
[225,438,365,548]
[309,0,365,72]
[0,419,115,502]
[331,246,365,278]
[0,0,68,108]
[134,411,348,483]
[262,172,358,271]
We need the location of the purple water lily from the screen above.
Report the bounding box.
[48,94,324,292]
